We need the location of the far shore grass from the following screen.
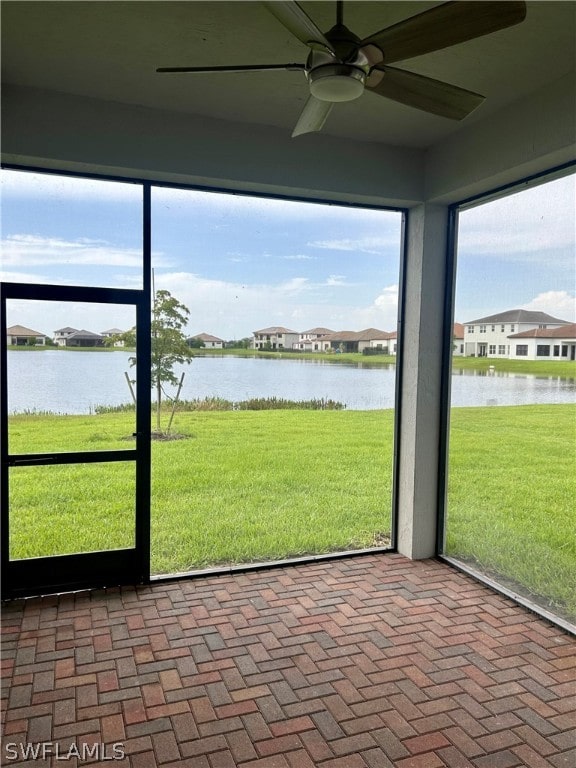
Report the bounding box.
[7,403,576,619]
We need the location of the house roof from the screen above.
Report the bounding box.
[253,327,298,335]
[67,330,104,340]
[6,324,45,337]
[55,326,79,334]
[465,309,571,325]
[301,327,334,336]
[453,323,465,339]
[323,331,360,342]
[324,328,392,342]
[102,327,124,335]
[191,333,224,343]
[357,328,392,340]
[509,323,576,339]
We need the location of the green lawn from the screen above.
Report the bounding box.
[446,404,576,619]
[7,403,576,619]
[7,409,394,571]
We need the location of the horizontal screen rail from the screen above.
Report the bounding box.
[7,450,138,466]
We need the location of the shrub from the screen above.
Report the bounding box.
[93,396,345,414]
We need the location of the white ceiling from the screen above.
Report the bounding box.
[1,1,575,149]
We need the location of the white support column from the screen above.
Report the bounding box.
[397,203,450,559]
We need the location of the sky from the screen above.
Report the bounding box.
[1,169,574,340]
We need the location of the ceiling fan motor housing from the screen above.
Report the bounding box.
[308,64,366,102]
[306,27,369,104]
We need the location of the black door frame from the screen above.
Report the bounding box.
[0,186,151,599]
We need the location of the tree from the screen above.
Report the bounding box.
[227,337,252,349]
[110,289,194,434]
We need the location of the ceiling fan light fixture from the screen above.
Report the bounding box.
[308,64,365,102]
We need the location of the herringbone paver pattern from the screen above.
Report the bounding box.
[1,555,575,767]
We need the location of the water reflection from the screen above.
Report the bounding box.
[6,350,576,414]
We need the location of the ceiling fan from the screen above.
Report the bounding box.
[157,0,527,137]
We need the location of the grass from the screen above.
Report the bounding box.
[446,404,576,619]
[8,409,394,573]
[6,403,576,619]
[450,356,576,378]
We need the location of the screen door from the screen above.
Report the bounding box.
[1,282,151,597]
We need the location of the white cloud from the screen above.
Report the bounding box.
[7,271,401,340]
[147,273,400,338]
[458,174,575,258]
[1,234,170,269]
[316,285,399,331]
[153,185,402,225]
[352,285,399,330]
[309,235,399,254]
[0,270,51,284]
[282,254,316,260]
[521,291,576,321]
[1,170,142,203]
[325,274,348,286]
[279,277,311,293]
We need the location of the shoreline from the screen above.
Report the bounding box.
[8,345,576,379]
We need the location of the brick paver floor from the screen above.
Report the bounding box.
[1,554,575,767]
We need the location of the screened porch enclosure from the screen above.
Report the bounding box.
[1,2,575,629]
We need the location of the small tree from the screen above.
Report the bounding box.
[111,289,194,434]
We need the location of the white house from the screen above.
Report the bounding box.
[101,328,125,347]
[189,332,224,349]
[508,323,576,361]
[293,327,334,352]
[54,326,79,346]
[252,327,299,351]
[54,327,104,347]
[463,310,572,358]
[6,324,47,346]
[367,330,397,353]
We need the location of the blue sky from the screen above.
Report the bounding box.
[1,169,574,339]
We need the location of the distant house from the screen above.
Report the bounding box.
[6,324,47,346]
[508,323,576,361]
[101,328,125,347]
[188,332,224,349]
[54,327,79,346]
[453,323,465,356]
[323,328,392,353]
[252,327,299,350]
[387,331,398,355]
[366,329,396,352]
[463,310,571,358]
[54,328,104,347]
[293,327,334,352]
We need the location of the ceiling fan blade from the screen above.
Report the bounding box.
[366,66,484,120]
[262,1,335,53]
[361,1,527,64]
[292,96,333,137]
[157,63,305,74]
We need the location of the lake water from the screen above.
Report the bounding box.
[6,350,576,414]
